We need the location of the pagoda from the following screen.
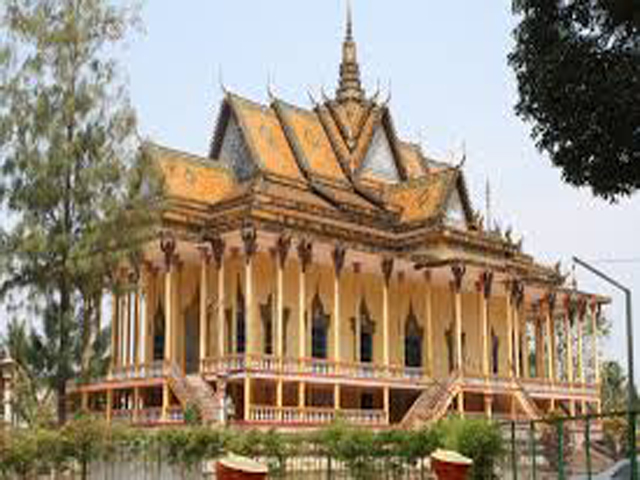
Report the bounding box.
[70,8,606,428]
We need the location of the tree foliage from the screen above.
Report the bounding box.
[0,419,507,478]
[0,0,163,424]
[510,0,640,200]
[434,417,504,480]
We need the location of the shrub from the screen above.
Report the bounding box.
[435,417,504,480]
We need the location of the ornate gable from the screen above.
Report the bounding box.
[444,187,467,229]
[218,113,255,181]
[358,125,400,182]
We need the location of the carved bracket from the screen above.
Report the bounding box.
[333,244,347,278]
[511,280,525,308]
[297,238,313,273]
[589,296,599,315]
[276,234,292,269]
[381,257,394,287]
[451,264,466,292]
[197,245,212,264]
[205,234,226,271]
[160,232,176,270]
[241,223,257,264]
[577,296,587,322]
[479,271,494,299]
[545,292,557,316]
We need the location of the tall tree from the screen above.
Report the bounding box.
[510,0,640,200]
[0,0,163,423]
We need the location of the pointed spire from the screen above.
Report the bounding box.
[336,0,365,103]
[346,0,353,41]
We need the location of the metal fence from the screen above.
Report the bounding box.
[87,456,432,480]
[499,411,639,479]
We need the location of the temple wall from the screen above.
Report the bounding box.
[141,253,515,380]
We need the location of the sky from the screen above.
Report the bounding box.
[3,1,640,379]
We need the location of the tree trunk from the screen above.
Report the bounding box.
[81,294,95,378]
[58,284,71,425]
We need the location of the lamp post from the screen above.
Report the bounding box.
[573,256,636,479]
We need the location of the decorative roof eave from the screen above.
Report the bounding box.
[410,255,564,288]
[271,97,381,215]
[312,101,389,211]
[379,107,409,182]
[454,170,479,228]
[209,99,231,159]
[208,92,269,181]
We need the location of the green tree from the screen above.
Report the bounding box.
[510,0,640,200]
[0,0,163,424]
[1,318,55,426]
[600,360,627,412]
[435,417,504,480]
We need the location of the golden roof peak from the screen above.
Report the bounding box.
[336,0,365,104]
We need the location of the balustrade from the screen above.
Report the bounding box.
[247,405,386,426]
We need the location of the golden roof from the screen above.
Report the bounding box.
[147,7,572,289]
[152,144,237,204]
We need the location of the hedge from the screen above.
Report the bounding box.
[0,416,504,479]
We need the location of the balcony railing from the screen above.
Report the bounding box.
[247,405,387,426]
[202,355,429,384]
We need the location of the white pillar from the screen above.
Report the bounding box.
[480,272,493,377]
[139,287,147,367]
[382,258,393,368]
[564,297,574,384]
[297,240,312,408]
[122,291,131,368]
[199,248,210,370]
[133,283,141,372]
[578,300,585,384]
[425,271,434,376]
[333,245,346,410]
[451,265,466,417]
[110,292,120,373]
[451,265,466,373]
[276,235,290,416]
[382,258,393,423]
[209,237,225,359]
[591,298,601,413]
[506,283,514,378]
[513,282,524,378]
[242,225,257,421]
[160,235,176,420]
[164,268,173,364]
[545,294,556,382]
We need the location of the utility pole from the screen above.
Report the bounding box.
[573,256,637,479]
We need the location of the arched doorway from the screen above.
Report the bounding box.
[404,303,423,368]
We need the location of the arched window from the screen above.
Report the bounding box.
[153,300,165,361]
[445,325,454,373]
[311,292,330,359]
[404,304,423,368]
[358,299,375,364]
[236,283,246,354]
[491,328,500,375]
[260,294,274,355]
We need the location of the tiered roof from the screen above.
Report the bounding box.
[152,9,565,287]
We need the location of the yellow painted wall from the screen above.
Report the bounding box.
[137,251,524,382]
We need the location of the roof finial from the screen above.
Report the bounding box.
[346,0,353,41]
[336,0,365,103]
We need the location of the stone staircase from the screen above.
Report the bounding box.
[513,379,543,420]
[185,374,221,424]
[401,374,459,429]
[167,365,221,424]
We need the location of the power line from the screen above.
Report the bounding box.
[588,258,640,265]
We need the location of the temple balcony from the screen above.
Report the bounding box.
[201,354,427,388]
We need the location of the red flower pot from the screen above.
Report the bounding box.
[431,449,473,480]
[216,454,268,480]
